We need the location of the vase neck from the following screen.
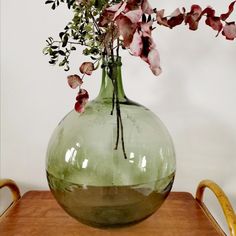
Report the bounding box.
[96,57,126,102]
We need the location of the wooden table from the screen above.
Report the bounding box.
[0,180,235,236]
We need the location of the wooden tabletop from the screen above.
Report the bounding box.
[0,191,224,236]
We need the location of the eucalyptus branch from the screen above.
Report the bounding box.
[53,40,89,46]
[89,10,102,35]
[109,29,127,159]
[44,0,236,161]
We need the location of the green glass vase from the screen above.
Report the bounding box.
[46,57,176,227]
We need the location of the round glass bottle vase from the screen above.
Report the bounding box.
[46,57,176,227]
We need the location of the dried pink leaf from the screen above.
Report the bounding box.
[140,21,152,37]
[222,22,236,40]
[201,6,215,18]
[221,1,236,21]
[185,5,202,30]
[116,15,137,47]
[113,2,127,20]
[74,89,89,113]
[205,16,223,34]
[79,62,95,75]
[128,18,162,76]
[98,11,114,27]
[67,74,83,89]
[141,0,153,15]
[130,30,143,56]
[199,7,223,35]
[156,9,169,27]
[124,8,143,23]
[148,48,162,76]
[168,8,185,29]
[99,1,126,27]
[170,8,182,17]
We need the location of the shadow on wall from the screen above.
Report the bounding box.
[148,62,236,191]
[149,63,236,233]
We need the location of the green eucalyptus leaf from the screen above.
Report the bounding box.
[94,61,100,70]
[94,0,107,10]
[59,32,65,39]
[142,14,147,23]
[62,34,69,47]
[45,0,54,4]
[58,50,66,56]
[52,2,56,10]
[49,60,57,64]
[43,47,49,55]
[64,65,70,71]
[59,60,66,66]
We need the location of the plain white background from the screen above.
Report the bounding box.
[1,0,236,234]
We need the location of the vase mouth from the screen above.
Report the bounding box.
[102,55,122,67]
[95,55,127,102]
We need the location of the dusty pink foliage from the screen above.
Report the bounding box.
[67,74,83,89]
[71,0,236,113]
[99,0,236,79]
[185,5,202,30]
[74,89,89,113]
[79,62,95,75]
[155,1,236,40]
[221,1,236,21]
[223,22,236,40]
[102,1,162,75]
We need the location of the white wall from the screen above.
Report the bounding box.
[1,0,236,234]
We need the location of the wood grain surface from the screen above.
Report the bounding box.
[0,191,224,236]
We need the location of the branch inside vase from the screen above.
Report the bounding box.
[112,64,127,160]
[106,40,127,159]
